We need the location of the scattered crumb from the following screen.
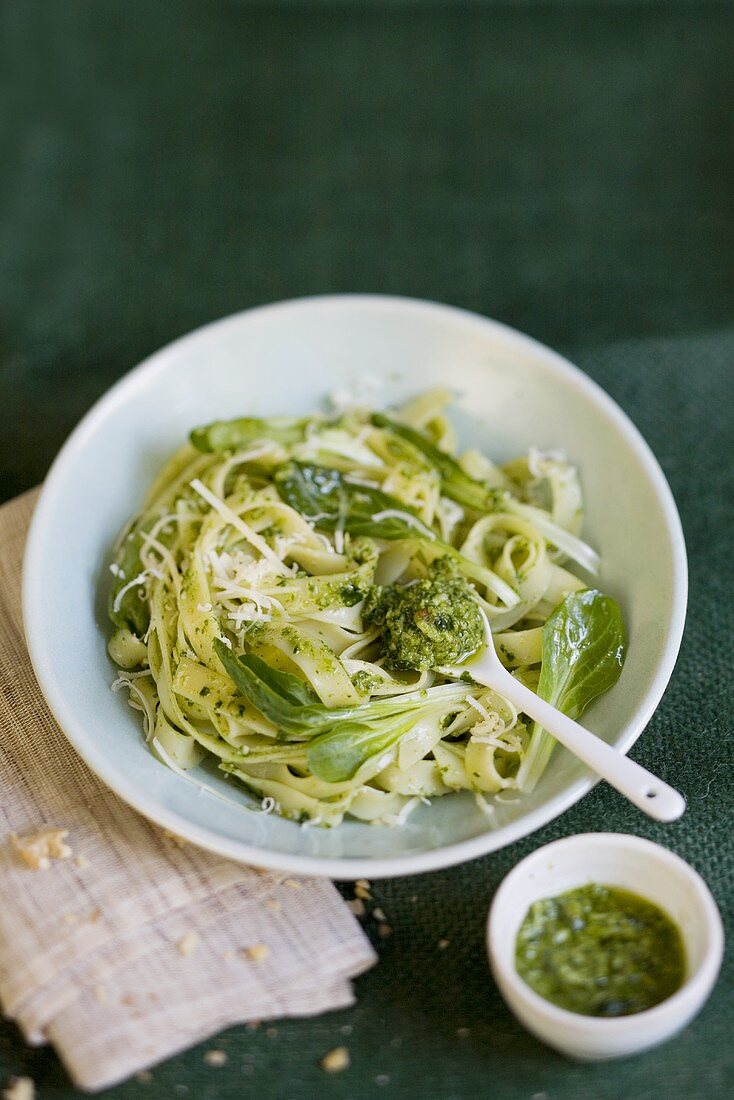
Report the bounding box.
[246,1020,261,1030]
[11,828,72,870]
[283,878,302,890]
[64,908,101,927]
[377,923,392,938]
[266,1027,278,1039]
[456,1027,470,1038]
[346,898,365,917]
[2,1077,35,1100]
[372,907,386,922]
[243,943,270,962]
[376,1074,390,1087]
[355,878,371,890]
[92,985,107,1004]
[264,898,281,911]
[162,829,187,848]
[74,855,90,869]
[320,1046,350,1073]
[410,895,418,903]
[177,931,200,957]
[203,1050,228,1067]
[136,1070,153,1084]
[354,885,371,901]
[340,1024,353,1036]
[120,994,135,1007]
[437,938,450,950]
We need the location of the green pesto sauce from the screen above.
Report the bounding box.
[363,556,483,671]
[515,883,685,1017]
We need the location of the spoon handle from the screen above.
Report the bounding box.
[485,671,686,823]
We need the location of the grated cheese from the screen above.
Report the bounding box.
[370,509,435,537]
[190,479,290,574]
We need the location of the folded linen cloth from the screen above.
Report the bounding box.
[0,489,376,1092]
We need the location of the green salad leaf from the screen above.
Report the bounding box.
[214,639,470,740]
[214,641,324,736]
[372,412,497,512]
[108,521,153,637]
[231,650,320,709]
[307,713,418,783]
[273,461,435,540]
[517,589,626,790]
[191,416,310,453]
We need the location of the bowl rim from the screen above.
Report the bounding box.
[486,833,724,1041]
[22,294,689,879]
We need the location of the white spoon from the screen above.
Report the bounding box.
[448,612,686,822]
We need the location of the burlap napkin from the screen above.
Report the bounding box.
[0,490,376,1092]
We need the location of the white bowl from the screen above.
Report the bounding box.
[23,295,687,878]
[487,833,724,1060]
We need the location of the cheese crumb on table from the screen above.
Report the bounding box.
[2,1078,35,1100]
[243,943,270,962]
[11,828,72,870]
[346,898,365,917]
[437,938,450,950]
[320,1047,350,1073]
[177,931,200,957]
[203,1050,228,1067]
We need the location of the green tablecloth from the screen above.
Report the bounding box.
[1,3,732,1097]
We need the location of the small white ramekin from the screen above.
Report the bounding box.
[487,833,724,1061]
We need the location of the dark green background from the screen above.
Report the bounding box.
[1,2,732,1097]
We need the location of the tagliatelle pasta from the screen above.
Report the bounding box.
[107,388,610,827]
